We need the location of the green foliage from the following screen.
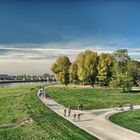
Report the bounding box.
[51,56,71,85]
[132,61,140,81]
[97,53,114,86]
[51,49,140,88]
[69,61,79,84]
[110,49,136,92]
[113,49,130,63]
[76,50,98,85]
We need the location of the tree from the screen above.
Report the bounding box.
[69,61,79,84]
[97,53,114,86]
[110,49,135,92]
[113,49,130,64]
[132,61,140,81]
[76,52,86,83]
[51,56,71,85]
[76,50,98,86]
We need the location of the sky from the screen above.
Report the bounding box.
[0,0,140,75]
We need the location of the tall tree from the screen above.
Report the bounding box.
[132,60,140,81]
[76,50,98,86]
[51,56,71,85]
[69,61,79,84]
[110,49,135,92]
[97,53,114,86]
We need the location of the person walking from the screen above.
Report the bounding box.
[78,104,84,111]
[80,104,83,110]
[68,106,71,116]
[78,104,80,110]
[77,114,81,121]
[129,104,133,110]
[73,114,76,122]
[64,108,66,117]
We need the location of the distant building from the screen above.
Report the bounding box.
[0,74,10,80]
[0,73,55,82]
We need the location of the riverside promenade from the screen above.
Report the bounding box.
[37,93,140,140]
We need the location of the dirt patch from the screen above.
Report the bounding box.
[0,118,33,128]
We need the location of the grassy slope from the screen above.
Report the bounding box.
[0,84,97,140]
[47,87,140,109]
[110,110,140,133]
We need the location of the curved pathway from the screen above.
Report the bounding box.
[37,93,140,140]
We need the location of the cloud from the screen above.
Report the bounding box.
[0,40,140,62]
[0,39,139,75]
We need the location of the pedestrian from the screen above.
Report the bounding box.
[130,104,133,110]
[39,92,42,97]
[80,104,83,110]
[45,93,47,99]
[68,106,71,116]
[64,108,66,117]
[77,114,81,121]
[78,104,80,110]
[73,114,76,122]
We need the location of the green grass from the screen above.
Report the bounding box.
[110,110,140,133]
[0,84,97,140]
[46,86,140,109]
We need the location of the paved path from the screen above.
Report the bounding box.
[37,93,140,140]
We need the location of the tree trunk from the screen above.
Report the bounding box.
[122,86,126,93]
[90,81,94,87]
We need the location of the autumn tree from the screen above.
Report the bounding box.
[97,53,114,86]
[132,60,140,82]
[69,61,79,84]
[110,49,136,92]
[76,50,98,86]
[51,56,71,85]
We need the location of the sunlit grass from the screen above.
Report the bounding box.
[47,86,140,109]
[110,110,140,133]
[0,84,97,140]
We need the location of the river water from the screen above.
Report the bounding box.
[0,82,47,87]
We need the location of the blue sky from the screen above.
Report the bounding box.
[0,0,140,75]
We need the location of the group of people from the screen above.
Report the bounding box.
[78,104,84,111]
[73,113,82,122]
[116,103,134,111]
[64,106,71,117]
[64,104,84,122]
[38,87,50,99]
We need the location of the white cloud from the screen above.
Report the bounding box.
[0,40,139,75]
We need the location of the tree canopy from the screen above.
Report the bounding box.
[51,49,140,92]
[110,49,136,92]
[76,50,98,86]
[51,56,71,85]
[69,61,78,84]
[97,53,114,86]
